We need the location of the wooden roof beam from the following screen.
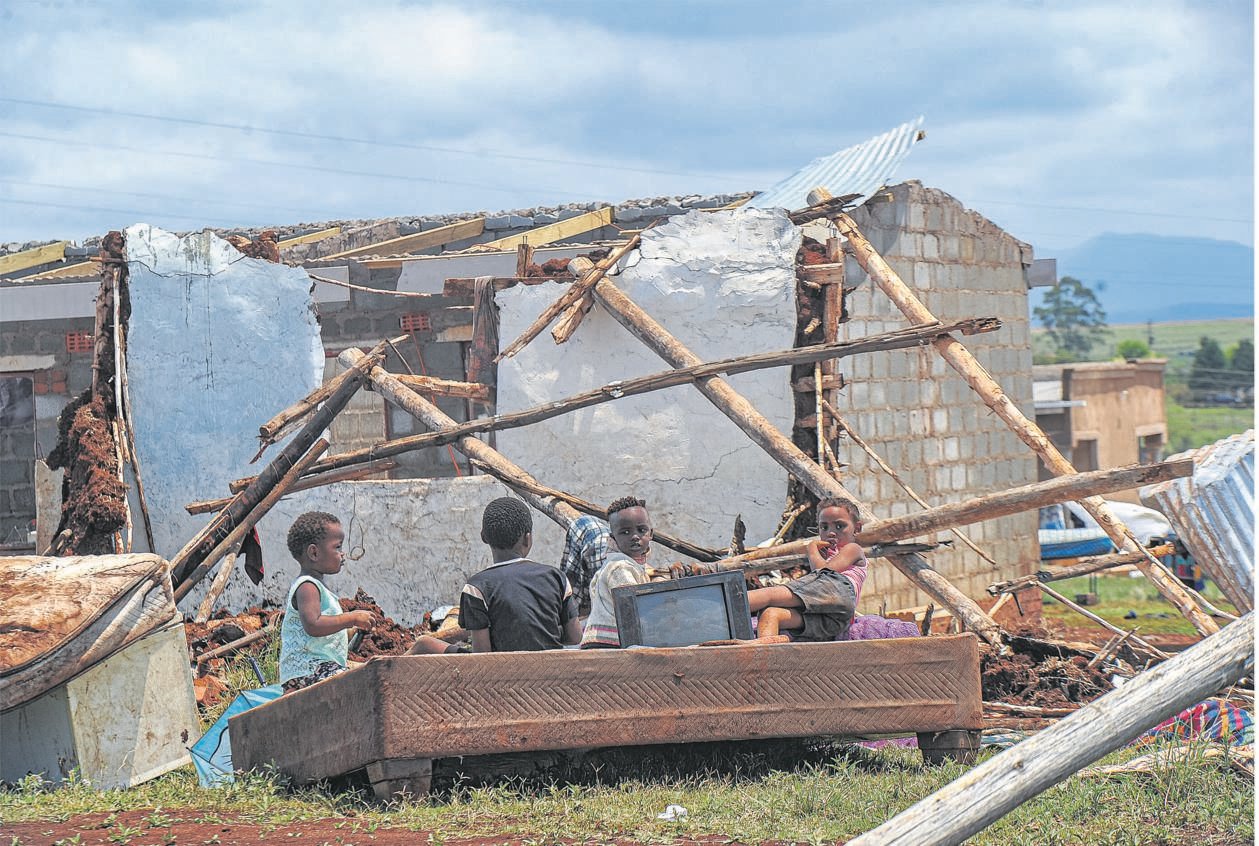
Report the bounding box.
[325,218,485,261]
[0,241,69,276]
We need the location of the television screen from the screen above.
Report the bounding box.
[613,571,753,647]
[636,584,731,647]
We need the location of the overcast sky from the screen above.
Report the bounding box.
[1,0,1253,254]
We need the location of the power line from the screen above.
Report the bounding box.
[0,197,253,225]
[0,95,734,183]
[0,178,332,218]
[0,130,593,200]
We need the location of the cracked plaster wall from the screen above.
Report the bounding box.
[495,209,801,566]
[125,225,325,600]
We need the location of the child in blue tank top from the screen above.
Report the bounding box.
[279,511,376,694]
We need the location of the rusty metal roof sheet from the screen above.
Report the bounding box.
[1141,430,1254,612]
[746,117,926,212]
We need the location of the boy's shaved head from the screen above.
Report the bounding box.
[481,497,533,549]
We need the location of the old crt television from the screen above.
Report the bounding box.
[612,571,753,647]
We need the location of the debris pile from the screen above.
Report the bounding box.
[341,588,426,659]
[982,648,1112,708]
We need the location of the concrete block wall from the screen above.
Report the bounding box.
[0,319,95,547]
[832,181,1039,612]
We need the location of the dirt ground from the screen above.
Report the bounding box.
[0,812,777,846]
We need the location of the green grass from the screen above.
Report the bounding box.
[1165,398,1255,453]
[1032,317,1254,379]
[1,739,1251,845]
[1041,573,1237,636]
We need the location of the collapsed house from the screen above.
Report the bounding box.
[2,181,1058,627]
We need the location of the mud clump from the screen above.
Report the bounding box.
[46,394,128,555]
[982,646,1113,707]
[341,588,424,659]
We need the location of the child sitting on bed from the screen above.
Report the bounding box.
[279,511,377,694]
[747,497,867,642]
[580,496,654,648]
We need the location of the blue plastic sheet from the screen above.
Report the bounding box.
[189,685,283,787]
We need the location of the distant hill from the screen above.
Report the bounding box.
[1032,233,1254,324]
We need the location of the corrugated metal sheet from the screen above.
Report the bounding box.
[1141,430,1254,612]
[746,117,926,211]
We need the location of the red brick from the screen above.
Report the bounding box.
[34,382,47,395]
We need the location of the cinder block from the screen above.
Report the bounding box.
[484,215,512,230]
[943,437,961,462]
[941,235,960,262]
[868,382,886,406]
[931,408,949,432]
[951,466,967,490]
[922,234,939,260]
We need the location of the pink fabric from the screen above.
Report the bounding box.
[840,614,921,641]
[841,559,867,603]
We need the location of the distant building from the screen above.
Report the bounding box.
[1033,359,1169,502]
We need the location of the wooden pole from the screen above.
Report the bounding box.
[551,257,598,344]
[496,234,644,362]
[589,276,1007,647]
[193,459,398,513]
[170,345,382,585]
[816,187,1218,638]
[721,460,1192,567]
[395,375,491,401]
[196,540,242,624]
[846,613,1254,846]
[195,624,277,664]
[175,439,330,602]
[338,348,583,530]
[1037,581,1169,660]
[987,543,1174,595]
[231,318,998,488]
[467,458,723,562]
[515,243,534,277]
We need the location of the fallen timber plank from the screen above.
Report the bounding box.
[986,543,1174,596]
[847,613,1254,846]
[482,207,613,250]
[231,634,983,794]
[190,459,398,514]
[0,240,68,276]
[324,218,485,260]
[395,374,490,401]
[814,186,1219,638]
[719,461,1192,570]
[497,232,647,362]
[231,318,997,489]
[339,348,583,530]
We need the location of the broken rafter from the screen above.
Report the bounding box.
[496,231,647,362]
[395,374,491,401]
[467,459,723,562]
[1037,581,1169,660]
[339,348,584,530]
[551,257,597,344]
[986,544,1174,595]
[323,218,485,261]
[588,275,1007,648]
[482,208,614,250]
[722,460,1193,566]
[229,318,999,488]
[195,458,399,513]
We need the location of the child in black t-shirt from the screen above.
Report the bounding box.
[459,497,581,652]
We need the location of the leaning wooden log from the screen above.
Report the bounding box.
[845,612,1254,846]
[1036,581,1169,660]
[589,276,1005,648]
[174,439,330,602]
[467,458,723,562]
[256,368,347,450]
[395,374,491,401]
[987,543,1175,595]
[230,318,998,488]
[339,348,583,530]
[195,623,276,665]
[816,186,1219,639]
[551,257,597,344]
[496,233,645,362]
[196,540,242,624]
[720,461,1191,569]
[196,458,398,512]
[170,343,381,586]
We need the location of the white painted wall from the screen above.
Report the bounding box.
[495,209,801,565]
[193,475,510,625]
[125,225,324,568]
